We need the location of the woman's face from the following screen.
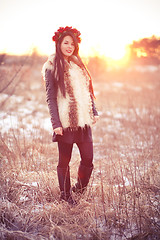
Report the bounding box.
[60,35,75,59]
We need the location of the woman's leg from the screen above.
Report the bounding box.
[57,142,75,204]
[77,141,93,168]
[73,142,94,193]
[57,141,73,168]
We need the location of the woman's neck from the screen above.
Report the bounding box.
[63,55,69,62]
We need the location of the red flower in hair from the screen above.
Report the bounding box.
[52,26,81,43]
[58,27,65,33]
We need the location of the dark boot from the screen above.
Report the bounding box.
[57,166,76,205]
[72,164,93,194]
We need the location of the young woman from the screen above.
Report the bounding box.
[42,26,99,204]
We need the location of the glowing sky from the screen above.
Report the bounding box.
[0,0,160,59]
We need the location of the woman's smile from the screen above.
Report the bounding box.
[66,49,72,53]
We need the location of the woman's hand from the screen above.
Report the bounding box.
[54,127,63,135]
[93,115,99,124]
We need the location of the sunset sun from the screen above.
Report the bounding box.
[105,45,127,60]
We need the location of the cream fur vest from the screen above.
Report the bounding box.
[42,54,94,129]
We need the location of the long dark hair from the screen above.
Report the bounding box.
[53,31,95,98]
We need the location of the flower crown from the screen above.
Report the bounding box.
[52,26,81,43]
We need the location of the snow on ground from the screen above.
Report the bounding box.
[0,92,52,137]
[0,110,52,136]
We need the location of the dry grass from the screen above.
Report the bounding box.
[0,55,160,239]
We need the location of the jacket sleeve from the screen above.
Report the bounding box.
[45,69,62,130]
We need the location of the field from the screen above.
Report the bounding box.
[0,54,160,240]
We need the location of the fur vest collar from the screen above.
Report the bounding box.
[42,54,94,130]
[42,54,84,76]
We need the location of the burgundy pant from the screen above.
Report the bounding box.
[57,141,93,168]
